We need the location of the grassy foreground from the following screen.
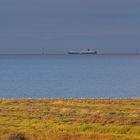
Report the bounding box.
[0,99,140,140]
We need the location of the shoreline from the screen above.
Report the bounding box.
[0,97,140,100]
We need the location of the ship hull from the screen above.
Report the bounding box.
[68,51,97,54]
[81,51,97,54]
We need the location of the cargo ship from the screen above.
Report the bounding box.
[68,49,97,54]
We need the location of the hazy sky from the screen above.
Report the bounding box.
[0,0,140,54]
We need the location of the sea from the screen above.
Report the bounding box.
[0,54,140,98]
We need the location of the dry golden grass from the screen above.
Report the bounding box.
[0,99,140,140]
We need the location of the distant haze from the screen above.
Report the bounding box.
[0,0,140,54]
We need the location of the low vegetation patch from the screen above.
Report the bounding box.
[0,99,140,140]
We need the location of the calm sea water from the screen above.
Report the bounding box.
[0,54,140,98]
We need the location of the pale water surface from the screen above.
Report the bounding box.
[0,54,140,98]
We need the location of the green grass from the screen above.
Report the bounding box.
[0,99,140,139]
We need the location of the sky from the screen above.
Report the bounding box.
[0,0,140,54]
